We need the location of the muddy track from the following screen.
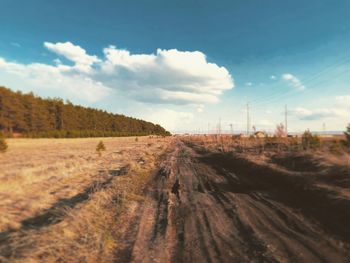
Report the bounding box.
[116,139,350,263]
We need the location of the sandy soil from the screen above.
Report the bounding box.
[115,138,350,263]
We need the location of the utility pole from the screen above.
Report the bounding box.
[285,104,288,136]
[230,124,233,135]
[246,103,250,135]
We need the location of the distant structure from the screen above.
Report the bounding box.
[285,104,288,136]
[246,103,250,135]
[230,124,233,135]
[254,131,267,138]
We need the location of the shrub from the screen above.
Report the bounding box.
[274,123,286,137]
[0,132,8,153]
[96,141,106,157]
[343,124,350,147]
[289,137,300,151]
[302,130,320,150]
[311,135,320,149]
[330,140,343,155]
[135,137,139,142]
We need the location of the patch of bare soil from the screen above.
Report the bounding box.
[116,139,350,263]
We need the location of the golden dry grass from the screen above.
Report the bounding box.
[0,136,171,262]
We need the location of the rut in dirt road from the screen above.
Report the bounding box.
[115,139,350,263]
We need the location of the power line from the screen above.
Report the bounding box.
[240,58,350,114]
[246,102,250,135]
[285,104,288,135]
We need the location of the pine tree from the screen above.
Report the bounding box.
[0,87,170,137]
[344,124,350,147]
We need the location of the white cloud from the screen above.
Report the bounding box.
[335,95,350,107]
[270,75,276,80]
[282,73,305,91]
[0,42,234,106]
[99,46,234,104]
[293,107,347,120]
[44,42,100,72]
[256,119,274,127]
[0,57,111,103]
[196,104,204,112]
[158,90,219,104]
[140,108,194,131]
[53,58,62,65]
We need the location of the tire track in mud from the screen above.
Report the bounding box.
[115,139,350,263]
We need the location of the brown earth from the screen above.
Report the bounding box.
[115,138,350,263]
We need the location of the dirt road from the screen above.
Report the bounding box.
[115,139,350,263]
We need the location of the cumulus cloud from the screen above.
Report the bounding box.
[140,108,194,131]
[0,57,111,102]
[282,73,305,91]
[44,42,100,72]
[99,46,234,104]
[335,95,350,107]
[0,42,234,106]
[291,94,350,122]
[293,107,347,120]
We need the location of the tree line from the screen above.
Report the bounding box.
[0,87,170,138]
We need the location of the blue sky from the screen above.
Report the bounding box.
[1,0,350,132]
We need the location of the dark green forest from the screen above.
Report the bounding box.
[0,87,170,138]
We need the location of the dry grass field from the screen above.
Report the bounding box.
[1,135,350,262]
[0,136,171,262]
